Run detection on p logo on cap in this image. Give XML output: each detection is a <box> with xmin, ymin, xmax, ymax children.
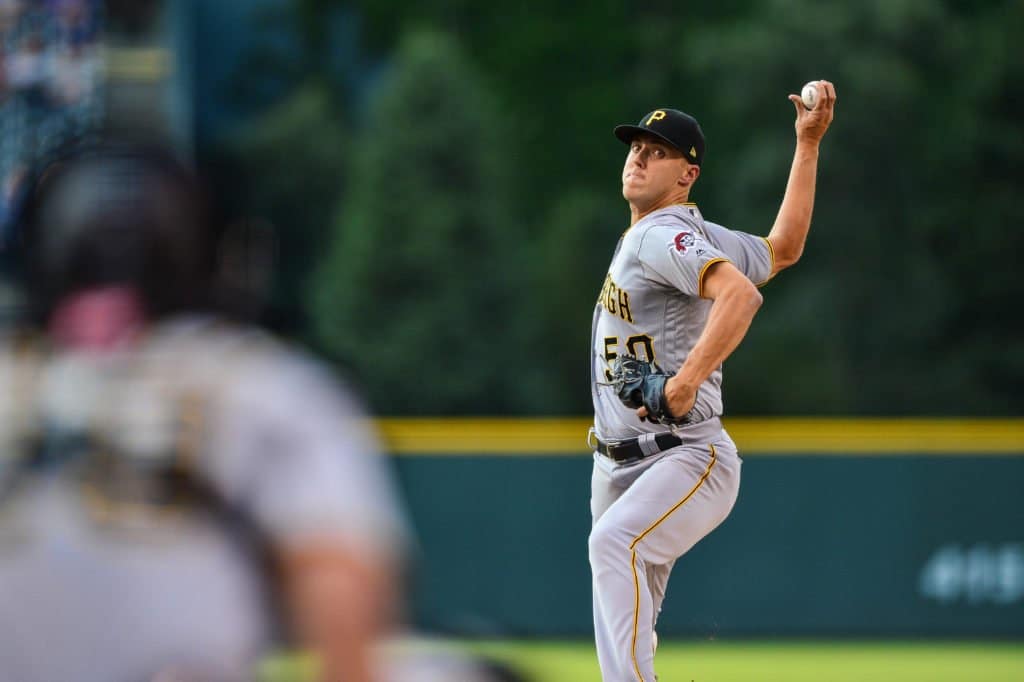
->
<box><xmin>645</xmin><ymin>110</ymin><xmax>667</xmax><ymax>126</ymax></box>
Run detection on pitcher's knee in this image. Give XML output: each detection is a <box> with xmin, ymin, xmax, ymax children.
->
<box><xmin>588</xmin><ymin>520</ymin><xmax>631</xmax><ymax>569</ymax></box>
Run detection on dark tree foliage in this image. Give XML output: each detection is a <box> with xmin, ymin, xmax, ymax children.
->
<box><xmin>309</xmin><ymin>30</ymin><xmax>522</xmax><ymax>414</ymax></box>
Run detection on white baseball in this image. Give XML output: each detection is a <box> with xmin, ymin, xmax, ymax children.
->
<box><xmin>801</xmin><ymin>81</ymin><xmax>819</xmax><ymax>110</ymax></box>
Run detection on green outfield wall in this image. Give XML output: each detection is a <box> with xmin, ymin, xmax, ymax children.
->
<box><xmin>384</xmin><ymin>419</ymin><xmax>1024</xmax><ymax>637</ymax></box>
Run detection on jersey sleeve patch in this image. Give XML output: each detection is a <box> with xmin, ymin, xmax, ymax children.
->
<box><xmin>674</xmin><ymin>231</ymin><xmax>696</xmax><ymax>253</ymax></box>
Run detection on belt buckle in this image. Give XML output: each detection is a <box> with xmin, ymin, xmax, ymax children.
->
<box><xmin>587</xmin><ymin>428</ymin><xmax>623</xmax><ymax>456</ymax></box>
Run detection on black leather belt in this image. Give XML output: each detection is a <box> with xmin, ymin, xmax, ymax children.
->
<box><xmin>590</xmin><ymin>430</ymin><xmax>683</xmax><ymax>463</ymax></box>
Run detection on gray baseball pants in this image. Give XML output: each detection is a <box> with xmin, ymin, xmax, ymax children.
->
<box><xmin>589</xmin><ymin>431</ymin><xmax>741</xmax><ymax>682</ymax></box>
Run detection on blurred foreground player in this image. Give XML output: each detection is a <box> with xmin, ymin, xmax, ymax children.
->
<box><xmin>0</xmin><ymin>141</ymin><xmax>409</xmax><ymax>682</ymax></box>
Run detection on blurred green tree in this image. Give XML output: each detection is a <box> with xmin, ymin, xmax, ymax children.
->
<box><xmin>227</xmin><ymin>82</ymin><xmax>349</xmax><ymax>331</ymax></box>
<box><xmin>309</xmin><ymin>29</ymin><xmax>522</xmax><ymax>414</ymax></box>
<box><xmin>519</xmin><ymin>189</ymin><xmax>625</xmax><ymax>414</ymax></box>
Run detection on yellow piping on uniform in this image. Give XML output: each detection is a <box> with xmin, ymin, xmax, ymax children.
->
<box><xmin>697</xmin><ymin>258</ymin><xmax>730</xmax><ymax>299</ymax></box>
<box><xmin>630</xmin><ymin>446</ymin><xmax>718</xmax><ymax>549</ymax></box>
<box><xmin>758</xmin><ymin>237</ymin><xmax>776</xmax><ymax>287</ymax></box>
<box><xmin>628</xmin><ymin>445</ymin><xmax>718</xmax><ymax>680</ymax></box>
<box><xmin>630</xmin><ymin>550</ymin><xmax>644</xmax><ymax>682</ymax></box>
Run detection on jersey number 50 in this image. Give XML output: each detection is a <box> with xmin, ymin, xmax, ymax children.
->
<box><xmin>603</xmin><ymin>334</ymin><xmax>655</xmax><ymax>382</ymax></box>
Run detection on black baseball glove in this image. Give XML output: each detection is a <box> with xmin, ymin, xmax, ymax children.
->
<box><xmin>608</xmin><ymin>355</ymin><xmax>699</xmax><ymax>426</ymax></box>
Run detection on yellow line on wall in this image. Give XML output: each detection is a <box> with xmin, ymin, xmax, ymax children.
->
<box><xmin>375</xmin><ymin>418</ymin><xmax>1024</xmax><ymax>456</ymax></box>
<box><xmin>102</xmin><ymin>46</ymin><xmax>172</xmax><ymax>81</ymax></box>
<box><xmin>377</xmin><ymin>418</ymin><xmax>589</xmax><ymax>455</ymax></box>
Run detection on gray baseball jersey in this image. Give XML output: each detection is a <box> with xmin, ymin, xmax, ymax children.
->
<box><xmin>588</xmin><ymin>203</ymin><xmax>772</xmax><ymax>682</ymax></box>
<box><xmin>0</xmin><ymin>316</ymin><xmax>409</xmax><ymax>682</ymax></box>
<box><xmin>591</xmin><ymin>203</ymin><xmax>772</xmax><ymax>444</ymax></box>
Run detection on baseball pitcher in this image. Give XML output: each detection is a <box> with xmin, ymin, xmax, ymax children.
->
<box><xmin>589</xmin><ymin>83</ymin><xmax>836</xmax><ymax>681</ymax></box>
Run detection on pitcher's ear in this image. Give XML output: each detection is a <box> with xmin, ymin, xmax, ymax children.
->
<box><xmin>677</xmin><ymin>163</ymin><xmax>700</xmax><ymax>187</ymax></box>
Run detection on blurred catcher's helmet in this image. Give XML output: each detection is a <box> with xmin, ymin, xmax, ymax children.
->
<box><xmin>3</xmin><ymin>140</ymin><xmax>217</xmax><ymax>325</ymax></box>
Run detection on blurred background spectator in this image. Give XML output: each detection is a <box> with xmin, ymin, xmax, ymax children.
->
<box><xmin>1</xmin><ymin>2</ymin><xmax>101</xmax><ymax>332</ymax></box>
<box><xmin>1</xmin><ymin>0</ymin><xmax>101</xmax><ymax>239</ymax></box>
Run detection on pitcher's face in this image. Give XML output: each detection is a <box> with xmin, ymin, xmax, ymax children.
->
<box><xmin>621</xmin><ymin>134</ymin><xmax>695</xmax><ymax>206</ymax></box>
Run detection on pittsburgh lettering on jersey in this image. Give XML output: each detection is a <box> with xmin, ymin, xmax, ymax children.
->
<box><xmin>597</xmin><ymin>274</ymin><xmax>634</xmax><ymax>323</ymax></box>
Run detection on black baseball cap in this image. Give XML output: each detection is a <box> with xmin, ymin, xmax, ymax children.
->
<box><xmin>614</xmin><ymin>109</ymin><xmax>705</xmax><ymax>165</ymax></box>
